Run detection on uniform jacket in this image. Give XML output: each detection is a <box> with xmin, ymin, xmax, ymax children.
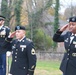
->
<box><xmin>53</xmin><ymin>29</ymin><xmax>76</xmax><ymax>75</ymax></box>
<box><xmin>0</xmin><ymin>25</ymin><xmax>10</xmax><ymax>54</ymax></box>
<box><xmin>5</xmin><ymin>37</ymin><xmax>37</xmax><ymax>75</ymax></box>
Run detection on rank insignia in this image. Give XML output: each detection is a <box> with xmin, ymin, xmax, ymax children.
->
<box><xmin>72</xmin><ymin>18</ymin><xmax>75</xmax><ymax>21</ymax></box>
<box><xmin>20</xmin><ymin>45</ymin><xmax>26</xmax><ymax>48</ymax></box>
<box><xmin>20</xmin><ymin>45</ymin><xmax>26</xmax><ymax>52</ymax></box>
<box><xmin>26</xmin><ymin>38</ymin><xmax>32</xmax><ymax>42</ymax></box>
<box><xmin>16</xmin><ymin>26</ymin><xmax>20</xmax><ymax>30</ymax></box>
<box><xmin>65</xmin><ymin>38</ymin><xmax>69</xmax><ymax>42</ymax></box>
<box><xmin>73</xmin><ymin>41</ymin><xmax>76</xmax><ymax>44</ymax></box>
<box><xmin>31</xmin><ymin>65</ymin><xmax>35</xmax><ymax>69</ymax></box>
<box><xmin>0</xmin><ymin>30</ymin><xmax>6</xmax><ymax>35</ymax></box>
<box><xmin>12</xmin><ymin>45</ymin><xmax>16</xmax><ymax>49</ymax></box>
<box><xmin>31</xmin><ymin>48</ymin><xmax>36</xmax><ymax>55</ymax></box>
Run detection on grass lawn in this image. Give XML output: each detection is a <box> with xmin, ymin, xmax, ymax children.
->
<box><xmin>34</xmin><ymin>60</ymin><xmax>62</xmax><ymax>75</ymax></box>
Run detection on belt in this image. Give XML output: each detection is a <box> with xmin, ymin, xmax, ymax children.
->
<box><xmin>0</xmin><ymin>35</ymin><xmax>5</xmax><ymax>38</ymax></box>
<box><xmin>72</xmin><ymin>53</ymin><xmax>76</xmax><ymax>57</ymax></box>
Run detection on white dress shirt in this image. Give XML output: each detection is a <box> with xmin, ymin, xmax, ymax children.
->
<box><xmin>0</xmin><ymin>25</ymin><xmax>3</xmax><ymax>30</ymax></box>
<box><xmin>70</xmin><ymin>33</ymin><xmax>75</xmax><ymax>43</ymax></box>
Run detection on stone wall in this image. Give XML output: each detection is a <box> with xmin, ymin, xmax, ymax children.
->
<box><xmin>36</xmin><ymin>52</ymin><xmax>64</xmax><ymax>61</ymax></box>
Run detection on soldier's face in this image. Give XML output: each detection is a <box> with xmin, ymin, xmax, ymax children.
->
<box><xmin>15</xmin><ymin>30</ymin><xmax>25</xmax><ymax>40</ymax></box>
<box><xmin>0</xmin><ymin>20</ymin><xmax>4</xmax><ymax>26</ymax></box>
<box><xmin>68</xmin><ymin>22</ymin><xmax>76</xmax><ymax>33</ymax></box>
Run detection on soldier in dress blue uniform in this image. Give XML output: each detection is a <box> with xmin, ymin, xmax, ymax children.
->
<box><xmin>53</xmin><ymin>16</ymin><xmax>76</xmax><ymax>75</ymax></box>
<box><xmin>4</xmin><ymin>25</ymin><xmax>37</xmax><ymax>75</ymax></box>
<box><xmin>0</xmin><ymin>15</ymin><xmax>10</xmax><ymax>75</ymax></box>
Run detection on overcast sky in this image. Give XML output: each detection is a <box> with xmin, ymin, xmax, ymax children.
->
<box><xmin>60</xmin><ymin>0</ymin><xmax>76</xmax><ymax>7</ymax></box>
<box><xmin>59</xmin><ymin>0</ymin><xmax>76</xmax><ymax>14</ymax></box>
<box><xmin>0</xmin><ymin>0</ymin><xmax>1</xmax><ymax>8</ymax></box>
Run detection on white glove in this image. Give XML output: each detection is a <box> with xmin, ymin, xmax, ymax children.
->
<box><xmin>6</xmin><ymin>51</ymin><xmax>12</xmax><ymax>56</ymax></box>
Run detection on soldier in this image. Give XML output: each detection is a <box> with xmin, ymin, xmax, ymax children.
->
<box><xmin>0</xmin><ymin>15</ymin><xmax>10</xmax><ymax>75</ymax></box>
<box><xmin>53</xmin><ymin>16</ymin><xmax>76</xmax><ymax>75</ymax></box>
<box><xmin>4</xmin><ymin>25</ymin><xmax>37</xmax><ymax>75</ymax></box>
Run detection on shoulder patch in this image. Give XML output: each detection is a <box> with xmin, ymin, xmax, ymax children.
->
<box><xmin>31</xmin><ymin>48</ymin><xmax>36</xmax><ymax>55</ymax></box>
<box><xmin>4</xmin><ymin>26</ymin><xmax>10</xmax><ymax>29</ymax></box>
<box><xmin>26</xmin><ymin>38</ymin><xmax>32</xmax><ymax>42</ymax></box>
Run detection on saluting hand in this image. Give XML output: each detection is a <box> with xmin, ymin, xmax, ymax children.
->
<box><xmin>60</xmin><ymin>24</ymin><xmax>69</xmax><ymax>32</ymax></box>
<box><xmin>9</xmin><ymin>32</ymin><xmax>16</xmax><ymax>38</ymax></box>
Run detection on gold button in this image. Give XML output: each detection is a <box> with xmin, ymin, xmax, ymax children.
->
<box><xmin>16</xmin><ymin>49</ymin><xmax>18</xmax><ymax>51</ymax></box>
<box><xmin>15</xmin><ymin>60</ymin><xmax>16</xmax><ymax>62</ymax></box>
<box><xmin>67</xmin><ymin>58</ymin><xmax>69</xmax><ymax>60</ymax></box>
<box><xmin>68</xmin><ymin>54</ymin><xmax>69</xmax><ymax>55</ymax></box>
<box><xmin>23</xmin><ymin>67</ymin><xmax>25</xmax><ymax>69</ymax></box>
<box><xmin>15</xmin><ymin>56</ymin><xmax>17</xmax><ymax>58</ymax></box>
<box><xmin>68</xmin><ymin>49</ymin><xmax>70</xmax><ymax>51</ymax></box>
<box><xmin>15</xmin><ymin>53</ymin><xmax>17</xmax><ymax>54</ymax></box>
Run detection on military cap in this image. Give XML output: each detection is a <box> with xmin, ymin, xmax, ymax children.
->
<box><xmin>15</xmin><ymin>25</ymin><xmax>26</xmax><ymax>31</ymax></box>
<box><xmin>0</xmin><ymin>15</ymin><xmax>6</xmax><ymax>20</ymax></box>
<box><xmin>69</xmin><ymin>16</ymin><xmax>76</xmax><ymax>22</ymax></box>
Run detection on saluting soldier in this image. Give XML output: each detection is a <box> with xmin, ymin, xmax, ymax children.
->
<box><xmin>4</xmin><ymin>25</ymin><xmax>37</xmax><ymax>75</ymax></box>
<box><xmin>53</xmin><ymin>16</ymin><xmax>76</xmax><ymax>75</ymax></box>
<box><xmin>0</xmin><ymin>15</ymin><xmax>10</xmax><ymax>75</ymax></box>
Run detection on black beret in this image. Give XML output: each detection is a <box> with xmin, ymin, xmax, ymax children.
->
<box><xmin>15</xmin><ymin>25</ymin><xmax>26</xmax><ymax>31</ymax></box>
<box><xmin>0</xmin><ymin>15</ymin><xmax>6</xmax><ymax>20</ymax></box>
<box><xmin>69</xmin><ymin>16</ymin><xmax>76</xmax><ymax>22</ymax></box>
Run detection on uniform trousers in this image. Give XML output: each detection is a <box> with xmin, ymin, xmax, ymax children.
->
<box><xmin>0</xmin><ymin>54</ymin><xmax>6</xmax><ymax>75</ymax></box>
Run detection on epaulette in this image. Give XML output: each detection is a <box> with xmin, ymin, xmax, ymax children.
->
<box><xmin>26</xmin><ymin>38</ymin><xmax>32</xmax><ymax>42</ymax></box>
<box><xmin>4</xmin><ymin>26</ymin><xmax>10</xmax><ymax>29</ymax></box>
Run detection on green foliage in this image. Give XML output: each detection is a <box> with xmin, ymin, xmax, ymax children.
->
<box><xmin>33</xmin><ymin>29</ymin><xmax>53</xmax><ymax>50</ymax></box>
<box><xmin>28</xmin><ymin>0</ymin><xmax>53</xmax><ymax>40</ymax></box>
<box><xmin>1</xmin><ymin>0</ymin><xmax>7</xmax><ymax>17</ymax></box>
<box><xmin>26</xmin><ymin>28</ymin><xmax>53</xmax><ymax>50</ymax></box>
<box><xmin>53</xmin><ymin>0</ymin><xmax>60</xmax><ymax>48</ymax></box>
<box><xmin>48</xmin><ymin>7</ymin><xmax>55</xmax><ymax>16</ymax></box>
<box><xmin>1</xmin><ymin>0</ymin><xmax>8</xmax><ymax>26</ymax></box>
<box><xmin>53</xmin><ymin>0</ymin><xmax>59</xmax><ymax>32</ymax></box>
<box><xmin>45</xmin><ymin>35</ymin><xmax>53</xmax><ymax>49</ymax></box>
<box><xmin>45</xmin><ymin>22</ymin><xmax>53</xmax><ymax>26</ymax></box>
<box><xmin>14</xmin><ymin>0</ymin><xmax>23</xmax><ymax>26</ymax></box>
<box><xmin>1</xmin><ymin>0</ymin><xmax>23</xmax><ymax>26</ymax></box>
<box><xmin>27</xmin><ymin>0</ymin><xmax>53</xmax><ymax>50</ymax></box>
<box><xmin>52</xmin><ymin>42</ymin><xmax>58</xmax><ymax>49</ymax></box>
<box><xmin>44</xmin><ymin>0</ymin><xmax>53</xmax><ymax>10</ymax></box>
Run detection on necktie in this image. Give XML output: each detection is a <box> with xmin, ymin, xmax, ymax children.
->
<box><xmin>70</xmin><ymin>34</ymin><xmax>74</xmax><ymax>43</ymax></box>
